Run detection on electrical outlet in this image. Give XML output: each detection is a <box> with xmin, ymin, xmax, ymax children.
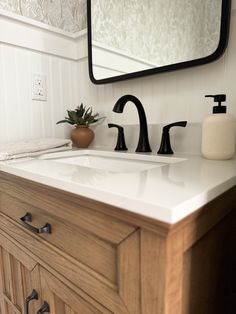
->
<box><xmin>32</xmin><ymin>74</ymin><xmax>47</xmax><ymax>101</ymax></box>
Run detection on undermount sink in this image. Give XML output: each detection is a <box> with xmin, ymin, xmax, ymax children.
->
<box><xmin>39</xmin><ymin>150</ymin><xmax>186</xmax><ymax>173</ymax></box>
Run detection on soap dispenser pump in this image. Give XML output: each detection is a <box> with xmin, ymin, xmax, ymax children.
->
<box><xmin>201</xmin><ymin>94</ymin><xmax>236</xmax><ymax>160</ymax></box>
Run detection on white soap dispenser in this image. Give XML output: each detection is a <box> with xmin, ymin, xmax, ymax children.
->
<box><xmin>201</xmin><ymin>94</ymin><xmax>236</xmax><ymax>160</ymax></box>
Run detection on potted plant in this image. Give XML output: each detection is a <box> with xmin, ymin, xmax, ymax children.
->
<box><xmin>57</xmin><ymin>103</ymin><xmax>104</xmax><ymax>148</ymax></box>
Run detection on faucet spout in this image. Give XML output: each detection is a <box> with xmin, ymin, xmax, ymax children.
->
<box><xmin>113</xmin><ymin>95</ymin><xmax>152</xmax><ymax>153</ymax></box>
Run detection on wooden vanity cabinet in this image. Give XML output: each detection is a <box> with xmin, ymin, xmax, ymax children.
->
<box><xmin>0</xmin><ymin>171</ymin><xmax>235</xmax><ymax>314</ymax></box>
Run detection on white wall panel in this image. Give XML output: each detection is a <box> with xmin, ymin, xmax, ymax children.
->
<box><xmin>0</xmin><ymin>43</ymin><xmax>77</xmax><ymax>145</ymax></box>
<box><xmin>233</xmin><ymin>0</ymin><xmax>236</xmax><ymax>10</ymax></box>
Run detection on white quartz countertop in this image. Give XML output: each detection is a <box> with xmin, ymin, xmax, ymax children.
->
<box><xmin>0</xmin><ymin>149</ymin><xmax>235</xmax><ymax>224</ymax></box>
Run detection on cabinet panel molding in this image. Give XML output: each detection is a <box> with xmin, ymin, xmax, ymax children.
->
<box><xmin>118</xmin><ymin>230</ymin><xmax>141</xmax><ymax>314</ymax></box>
<box><xmin>0</xmin><ymin>235</ymin><xmax>41</xmax><ymax>314</ymax></box>
<box><xmin>40</xmin><ymin>267</ymin><xmax>111</xmax><ymax>314</ymax></box>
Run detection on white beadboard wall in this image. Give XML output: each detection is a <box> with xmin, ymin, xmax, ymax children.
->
<box><xmin>0</xmin><ymin>43</ymin><xmax>79</xmax><ymax>144</ymax></box>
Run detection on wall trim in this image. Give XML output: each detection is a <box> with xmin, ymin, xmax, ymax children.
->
<box><xmin>0</xmin><ymin>9</ymin><xmax>87</xmax><ymax>60</ymax></box>
<box><xmin>0</xmin><ymin>9</ymin><xmax>83</xmax><ymax>38</ymax></box>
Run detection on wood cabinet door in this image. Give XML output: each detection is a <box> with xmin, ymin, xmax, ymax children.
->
<box><xmin>39</xmin><ymin>267</ymin><xmax>111</xmax><ymax>314</ymax></box>
<box><xmin>0</xmin><ymin>233</ymin><xmax>41</xmax><ymax>314</ymax></box>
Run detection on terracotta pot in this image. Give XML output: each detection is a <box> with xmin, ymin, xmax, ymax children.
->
<box><xmin>71</xmin><ymin>126</ymin><xmax>94</xmax><ymax>148</ymax></box>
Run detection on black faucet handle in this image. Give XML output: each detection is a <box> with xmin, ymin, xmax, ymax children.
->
<box><xmin>158</xmin><ymin>121</ymin><xmax>187</xmax><ymax>155</ymax></box>
<box><xmin>163</xmin><ymin>121</ymin><xmax>187</xmax><ymax>132</ymax></box>
<box><xmin>108</xmin><ymin>123</ymin><xmax>123</xmax><ymax>131</ymax></box>
<box><xmin>108</xmin><ymin>123</ymin><xmax>128</xmax><ymax>151</ymax></box>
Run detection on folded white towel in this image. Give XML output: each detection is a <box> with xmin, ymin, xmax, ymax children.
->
<box><xmin>0</xmin><ymin>138</ymin><xmax>72</xmax><ymax>161</ymax></box>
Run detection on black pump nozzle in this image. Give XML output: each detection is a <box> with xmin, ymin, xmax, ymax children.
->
<box><xmin>205</xmin><ymin>94</ymin><xmax>227</xmax><ymax>114</ymax></box>
<box><xmin>205</xmin><ymin>94</ymin><xmax>226</xmax><ymax>104</ymax></box>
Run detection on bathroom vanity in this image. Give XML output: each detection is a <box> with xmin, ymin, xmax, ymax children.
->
<box><xmin>0</xmin><ymin>151</ymin><xmax>235</xmax><ymax>314</ymax></box>
<box><xmin>0</xmin><ymin>0</ymin><xmax>234</xmax><ymax>312</ymax></box>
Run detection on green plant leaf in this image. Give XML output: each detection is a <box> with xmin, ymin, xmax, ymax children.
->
<box><xmin>56</xmin><ymin>119</ymin><xmax>75</xmax><ymax>125</ymax></box>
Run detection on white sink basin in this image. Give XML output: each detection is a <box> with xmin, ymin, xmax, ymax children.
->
<box><xmin>39</xmin><ymin>150</ymin><xmax>185</xmax><ymax>173</ymax></box>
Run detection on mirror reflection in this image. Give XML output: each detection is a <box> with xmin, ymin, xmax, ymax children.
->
<box><xmin>88</xmin><ymin>0</ymin><xmax>226</xmax><ymax>83</ymax></box>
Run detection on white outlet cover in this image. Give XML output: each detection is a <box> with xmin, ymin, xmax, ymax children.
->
<box><xmin>32</xmin><ymin>74</ymin><xmax>47</xmax><ymax>101</ymax></box>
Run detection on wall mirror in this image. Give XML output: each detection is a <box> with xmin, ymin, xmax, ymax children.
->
<box><xmin>87</xmin><ymin>0</ymin><xmax>231</xmax><ymax>84</ymax></box>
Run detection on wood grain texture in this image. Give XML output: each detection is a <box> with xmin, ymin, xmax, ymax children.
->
<box><xmin>0</xmin><ymin>234</ymin><xmax>41</xmax><ymax>314</ymax></box>
<box><xmin>0</xmin><ymin>231</ymin><xmax>37</xmax><ymax>272</ymax></box>
<box><xmin>40</xmin><ymin>267</ymin><xmax>111</xmax><ymax>314</ymax></box>
<box><xmin>0</xmin><ymin>247</ymin><xmax>6</xmax><ymax>314</ymax></box>
<box><xmin>164</xmin><ymin>230</ymin><xmax>184</xmax><ymax>314</ymax></box>
<box><xmin>118</xmin><ymin>230</ymin><xmax>141</xmax><ymax>314</ymax></box>
<box><xmin>140</xmin><ymin>229</ymin><xmax>166</xmax><ymax>314</ymax></box>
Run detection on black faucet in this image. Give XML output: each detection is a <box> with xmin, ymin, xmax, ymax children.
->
<box><xmin>108</xmin><ymin>123</ymin><xmax>128</xmax><ymax>151</ymax></box>
<box><xmin>157</xmin><ymin>121</ymin><xmax>187</xmax><ymax>154</ymax></box>
<box><xmin>113</xmin><ymin>95</ymin><xmax>152</xmax><ymax>153</ymax></box>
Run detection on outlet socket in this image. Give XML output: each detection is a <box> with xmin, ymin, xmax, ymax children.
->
<box><xmin>32</xmin><ymin>74</ymin><xmax>47</xmax><ymax>101</ymax></box>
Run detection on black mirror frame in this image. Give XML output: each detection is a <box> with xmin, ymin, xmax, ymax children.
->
<box><xmin>87</xmin><ymin>0</ymin><xmax>231</xmax><ymax>85</ymax></box>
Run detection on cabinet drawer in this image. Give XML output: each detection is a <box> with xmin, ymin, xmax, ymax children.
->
<box><xmin>0</xmin><ymin>175</ymin><xmax>136</xmax><ymax>246</ymax></box>
<box><xmin>0</xmin><ymin>192</ymin><xmax>131</xmax><ymax>285</ymax></box>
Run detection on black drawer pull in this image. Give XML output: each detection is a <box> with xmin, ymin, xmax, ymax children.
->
<box><xmin>37</xmin><ymin>301</ymin><xmax>50</xmax><ymax>314</ymax></box>
<box><xmin>25</xmin><ymin>289</ymin><xmax>38</xmax><ymax>314</ymax></box>
<box><xmin>20</xmin><ymin>213</ymin><xmax>52</xmax><ymax>234</ymax></box>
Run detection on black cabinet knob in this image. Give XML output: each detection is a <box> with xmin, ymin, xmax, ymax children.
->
<box><xmin>25</xmin><ymin>289</ymin><xmax>38</xmax><ymax>314</ymax></box>
<box><xmin>37</xmin><ymin>301</ymin><xmax>50</xmax><ymax>314</ymax></box>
